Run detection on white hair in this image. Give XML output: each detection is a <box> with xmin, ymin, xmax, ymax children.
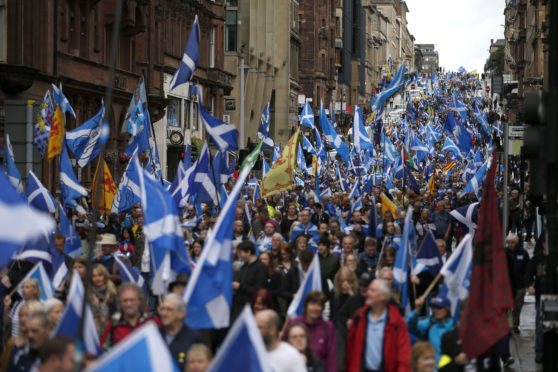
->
<box><xmin>44</xmin><ymin>298</ymin><xmax>64</xmax><ymax>312</ymax></box>
<box><xmin>373</xmin><ymin>279</ymin><xmax>392</xmax><ymax>301</ymax></box>
<box><xmin>164</xmin><ymin>293</ymin><xmax>186</xmax><ymax>313</ymax></box>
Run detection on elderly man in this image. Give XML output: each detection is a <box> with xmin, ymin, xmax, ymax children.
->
<box><xmin>346</xmin><ymin>279</ymin><xmax>411</xmax><ymax>372</ymax></box>
<box><xmin>93</xmin><ymin>233</ymin><xmax>120</xmax><ymax>283</ymax></box>
<box><xmin>8</xmin><ymin>310</ymin><xmax>53</xmax><ymax>371</ymax></box>
<box><xmin>159</xmin><ymin>293</ymin><xmax>203</xmax><ymax>370</ymax></box>
<box><xmin>505</xmin><ymin>233</ymin><xmax>530</xmax><ymax>333</ymax></box>
<box><xmin>255</xmin><ymin>309</ymin><xmax>306</xmax><ymax>372</ymax></box>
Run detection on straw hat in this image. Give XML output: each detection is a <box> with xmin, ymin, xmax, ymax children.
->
<box><xmin>97</xmin><ymin>233</ymin><xmax>118</xmax><ymax>246</ymax></box>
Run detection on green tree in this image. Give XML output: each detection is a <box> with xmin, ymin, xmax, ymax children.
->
<box><xmin>484</xmin><ymin>46</ymin><xmax>505</xmax><ymax>74</ymax></box>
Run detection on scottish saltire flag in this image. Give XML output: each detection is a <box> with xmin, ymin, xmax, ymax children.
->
<box><xmin>137</xmin><ymin>158</ymin><xmax>191</xmax><ymax>295</ymax></box>
<box><xmin>474</xmin><ymin>149</ymin><xmax>484</xmax><ymax>168</ymax></box>
<box><xmin>0</xmin><ymin>167</ymin><xmax>55</xmax><ymax>267</ymax></box>
<box><xmin>122</xmin><ymin>76</ymin><xmax>148</xmax><ymax>136</ymax></box>
<box><xmin>52</xmin><ymin>84</ymin><xmax>77</xmax><ymax>118</ymax></box>
<box><xmin>287</xmin><ymin>253</ymin><xmax>322</xmax><ymax>317</ymax></box>
<box><xmin>319</xmin><ymin>102</ymin><xmax>350</xmax><ymax>165</ymax></box>
<box><xmin>412</xmin><ymin>231</ymin><xmax>442</xmax><ymax>276</ymax></box>
<box><xmin>450</xmin><ymin>92</ymin><xmax>469</xmax><ymax>121</ymax></box>
<box><xmin>59</xmin><ymin>141</ymin><xmax>87</xmax><ymax>208</ymax></box>
<box><xmin>115</xmin><ymin>254</ymin><xmax>145</xmax><ymax>288</ymax></box>
<box><xmin>58</xmin><ymin>206</ymin><xmax>82</xmax><ymax>258</ymax></box>
<box><xmin>441</xmin><ymin>137</ymin><xmax>463</xmax><ymax>159</ymax></box>
<box><xmin>25</xmin><ymin>171</ymin><xmax>57</xmax><ymax>214</ymax></box>
<box><xmin>300</xmin><ymin>102</ymin><xmax>315</xmax><ymax>129</ymax></box>
<box><xmin>459</xmin><ymin>161</ymin><xmax>489</xmax><ymax>199</ymax></box>
<box><xmin>290</xmin><ymin>222</ymin><xmax>320</xmax><ymax>243</ymax></box>
<box><xmin>169</xmin><ymin>15</ymin><xmax>200</xmax><ymax>91</ymax></box>
<box><xmin>5</xmin><ymin>134</ymin><xmax>22</xmax><ymax>192</ymax></box>
<box><xmin>208</xmin><ymin>306</ymin><xmax>272</xmax><ymax>372</ymax></box>
<box><xmin>199</xmin><ymin>98</ymin><xmax>238</xmax><ymax>152</ymax></box>
<box><xmin>462</xmin><ymin>160</ymin><xmax>476</xmax><ymax>183</ymax></box>
<box><xmin>439</xmin><ymin>233</ymin><xmax>473</xmax><ymax>321</ymax></box>
<box><xmin>353</xmin><ymin>106</ymin><xmax>373</xmax><ymax>153</ymax></box>
<box><xmin>262</xmin><ymin>157</ymin><xmax>270</xmax><ymax>177</ymax></box>
<box><xmin>112</xmin><ymin>150</ymin><xmax>142</xmax><ymax>213</ymax></box>
<box><xmin>302</xmin><ymin>135</ymin><xmax>317</xmax><ymax>155</ymax></box>
<box><xmin>272</xmin><ymin>145</ymin><xmax>281</xmax><ymax>164</ymax></box>
<box><xmin>189</xmin><ymin>144</ymin><xmax>218</xmax><ymax>205</ymax></box>
<box><xmin>314</xmin><ymin>127</ymin><xmax>327</xmax><ymax>164</ymax></box>
<box><xmin>393</xmin><ymin>206</ymin><xmax>414</xmax><ymax>312</ymax></box>
<box><xmin>257</xmin><ymin>103</ymin><xmax>274</xmax><ymax>148</ymax></box>
<box><xmin>444</xmin><ymin>113</ymin><xmax>472</xmax><ymax>154</ymax></box>
<box><xmin>411</xmin><ymin>135</ymin><xmax>429</xmax><ymax>163</ymax></box>
<box><xmin>145</xmin><ymin>133</ymin><xmax>163</xmax><ymax>181</ymax></box>
<box><xmin>450</xmin><ymin>202</ymin><xmax>479</xmax><ymax>235</ymax></box>
<box><xmin>351</xmin><ymin>196</ymin><xmax>363</xmax><ymax>213</ymax></box>
<box><xmin>380</xmin><ymin>131</ymin><xmax>398</xmax><ymax>163</ymax></box>
<box><xmin>296</xmin><ymin>142</ymin><xmax>307</xmax><ymax>174</ymax></box>
<box><xmin>65</xmin><ymin>103</ymin><xmax>106</xmax><ymax>167</ymax></box>
<box><xmin>425</xmin><ymin>123</ymin><xmax>442</xmax><ymax>143</ymax></box>
<box><xmin>17</xmin><ymin>262</ymin><xmax>54</xmax><ymax>302</ymax></box>
<box><xmin>336</xmin><ymin>166</ymin><xmax>351</xmax><ymax>192</ymax></box>
<box><xmin>183</xmin><ymin>165</ymin><xmax>251</xmax><ymax>329</ymax></box>
<box><xmin>370</xmin><ymin>63</ymin><xmax>406</xmax><ymax>113</ymax></box>
<box><xmin>54</xmin><ymin>272</ymin><xmax>100</xmax><ymax>355</ymax></box>
<box><xmin>349</xmin><ymin>180</ymin><xmax>360</xmax><ymax>199</ymax></box>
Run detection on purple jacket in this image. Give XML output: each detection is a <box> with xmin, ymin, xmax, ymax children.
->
<box><xmin>285</xmin><ymin>316</ymin><xmax>337</xmax><ymax>372</ymax></box>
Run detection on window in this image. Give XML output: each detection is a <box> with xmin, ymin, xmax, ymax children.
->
<box><xmin>167</xmin><ymin>98</ymin><xmax>180</xmax><ymax>127</ymax></box>
<box><xmin>183</xmin><ymin>99</ymin><xmax>191</xmax><ymax>129</ymax></box>
<box><xmin>209</xmin><ymin>26</ymin><xmax>216</xmax><ymax>68</ymax></box>
<box><xmin>225</xmin><ymin>9</ymin><xmax>237</xmax><ymax>52</ymax></box>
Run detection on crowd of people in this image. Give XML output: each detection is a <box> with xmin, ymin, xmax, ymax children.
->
<box><xmin>0</xmin><ymin>69</ymin><xmax>547</xmax><ymax>372</ymax></box>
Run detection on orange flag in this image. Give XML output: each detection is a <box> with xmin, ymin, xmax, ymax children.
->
<box><xmin>47</xmin><ymin>105</ymin><xmax>64</xmax><ymax>160</ymax></box>
<box><xmin>92</xmin><ymin>158</ymin><xmax>116</xmax><ymax>216</ymax></box>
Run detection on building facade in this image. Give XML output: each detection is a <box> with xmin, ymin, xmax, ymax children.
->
<box><xmin>414</xmin><ymin>44</ymin><xmax>439</xmax><ymax>74</ymax></box>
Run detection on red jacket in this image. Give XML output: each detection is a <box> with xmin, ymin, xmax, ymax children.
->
<box><xmin>346</xmin><ymin>304</ymin><xmax>411</xmax><ymax>372</ymax></box>
<box><xmin>101</xmin><ymin>315</ymin><xmax>160</xmax><ymax>349</ymax></box>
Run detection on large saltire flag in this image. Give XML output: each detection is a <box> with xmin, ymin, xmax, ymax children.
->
<box><xmin>261</xmin><ymin>128</ymin><xmax>300</xmax><ymax>197</ymax></box>
<box><xmin>92</xmin><ymin>158</ymin><xmax>117</xmax><ymax>216</ymax></box>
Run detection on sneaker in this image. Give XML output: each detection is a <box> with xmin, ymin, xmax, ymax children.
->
<box><xmin>503</xmin><ymin>356</ymin><xmax>515</xmax><ymax>367</ymax></box>
<box><xmin>535</xmin><ymin>354</ymin><xmax>543</xmax><ymax>363</ymax></box>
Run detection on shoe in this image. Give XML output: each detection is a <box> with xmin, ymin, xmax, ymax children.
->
<box><xmin>535</xmin><ymin>354</ymin><xmax>543</xmax><ymax>363</ymax></box>
<box><xmin>503</xmin><ymin>356</ymin><xmax>515</xmax><ymax>367</ymax></box>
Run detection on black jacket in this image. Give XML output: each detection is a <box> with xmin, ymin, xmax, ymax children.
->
<box><xmin>160</xmin><ymin>325</ymin><xmax>203</xmax><ymax>370</ymax></box>
<box><xmin>233</xmin><ymin>258</ymin><xmax>268</xmax><ymax>317</ymax></box>
<box><xmin>505</xmin><ymin>247</ymin><xmax>530</xmax><ymax>293</ymax></box>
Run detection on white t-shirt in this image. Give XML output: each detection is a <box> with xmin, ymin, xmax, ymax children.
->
<box><xmin>268</xmin><ymin>342</ymin><xmax>307</xmax><ymax>372</ymax></box>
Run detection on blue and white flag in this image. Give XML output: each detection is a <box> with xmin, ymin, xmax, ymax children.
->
<box><xmin>59</xmin><ymin>141</ymin><xmax>87</xmax><ymax>208</ymax></box>
<box><xmin>189</xmin><ymin>144</ymin><xmax>218</xmax><ymax>205</ymax></box>
<box><xmin>319</xmin><ymin>102</ymin><xmax>350</xmax><ymax>165</ymax></box>
<box><xmin>314</xmin><ymin>127</ymin><xmax>327</xmax><ymax>164</ymax></box>
<box><xmin>112</xmin><ymin>149</ymin><xmax>142</xmax><ymax>213</ymax></box>
<box><xmin>450</xmin><ymin>202</ymin><xmax>479</xmax><ymax>235</ymax></box>
<box><xmin>444</xmin><ymin>113</ymin><xmax>472</xmax><ymax>154</ymax></box>
<box><xmin>450</xmin><ymin>92</ymin><xmax>469</xmax><ymax>121</ymax></box>
<box><xmin>393</xmin><ymin>206</ymin><xmax>414</xmax><ymax>312</ymax></box>
<box><xmin>169</xmin><ymin>15</ymin><xmax>200</xmax><ymax>91</ymax></box>
<box><xmin>300</xmin><ymin>102</ymin><xmax>315</xmax><ymax>129</ymax></box>
<box><xmin>199</xmin><ymin>94</ymin><xmax>239</xmax><ymax>152</ymax></box>
<box><xmin>137</xmin><ymin>158</ymin><xmax>191</xmax><ymax>295</ymax></box>
<box><xmin>5</xmin><ymin>134</ymin><xmax>22</xmax><ymax>192</ymax></box>
<box><xmin>459</xmin><ymin>160</ymin><xmax>489</xmax><ymax>199</ymax></box>
<box><xmin>462</xmin><ymin>160</ymin><xmax>477</xmax><ymax>183</ymax></box>
<box><xmin>183</xmin><ymin>165</ymin><xmax>251</xmax><ymax>329</ymax></box>
<box><xmin>474</xmin><ymin>148</ymin><xmax>484</xmax><ymax>168</ymax></box>
<box><xmin>441</xmin><ymin>137</ymin><xmax>463</xmax><ymax>159</ymax></box>
<box><xmin>348</xmin><ymin>180</ymin><xmax>360</xmax><ymax>199</ymax></box>
<box><xmin>302</xmin><ymin>135</ymin><xmax>317</xmax><ymax>156</ymax></box>
<box><xmin>296</xmin><ymin>142</ymin><xmax>308</xmax><ymax>174</ymax></box>
<box><xmin>351</xmin><ymin>196</ymin><xmax>363</xmax><ymax>214</ymax></box>
<box><xmin>272</xmin><ymin>145</ymin><xmax>281</xmax><ymax>164</ymax></box>
<box><xmin>0</xmin><ymin>167</ymin><xmax>55</xmax><ymax>267</ymax></box>
<box><xmin>208</xmin><ymin>306</ymin><xmax>272</xmax><ymax>372</ymax></box>
<box><xmin>370</xmin><ymin>64</ymin><xmax>406</xmax><ymax>114</ymax></box>
<box><xmin>380</xmin><ymin>131</ymin><xmax>398</xmax><ymax>164</ymax></box>
<box><xmin>58</xmin><ymin>206</ymin><xmax>82</xmax><ymax>258</ymax></box>
<box><xmin>290</xmin><ymin>222</ymin><xmax>320</xmax><ymax>243</ymax></box>
<box><xmin>352</xmin><ymin>106</ymin><xmax>373</xmax><ymax>153</ymax></box>
<box><xmin>287</xmin><ymin>253</ymin><xmax>322</xmax><ymax>317</ymax></box>
<box><xmin>123</xmin><ymin>77</ymin><xmax>148</xmax><ymax>137</ymax></box>
<box><xmin>25</xmin><ymin>170</ymin><xmax>57</xmax><ymax>214</ymax></box>
<box><xmin>411</xmin><ymin>135</ymin><xmax>429</xmax><ymax>163</ymax></box>
<box><xmin>18</xmin><ymin>262</ymin><xmax>54</xmax><ymax>302</ymax></box>
<box><xmin>336</xmin><ymin>166</ymin><xmax>351</xmax><ymax>193</ymax></box>
<box><xmin>65</xmin><ymin>103</ymin><xmax>106</xmax><ymax>167</ymax></box>
<box><xmin>412</xmin><ymin>231</ymin><xmax>442</xmax><ymax>276</ymax></box>
<box><xmin>438</xmin><ymin>233</ymin><xmax>473</xmax><ymax>321</ymax></box>
<box><xmin>257</xmin><ymin>103</ymin><xmax>274</xmax><ymax>148</ymax></box>
<box><xmin>115</xmin><ymin>254</ymin><xmax>145</xmax><ymax>288</ymax></box>
<box><xmin>52</xmin><ymin>84</ymin><xmax>77</xmax><ymax>118</ymax></box>
<box><xmin>262</xmin><ymin>157</ymin><xmax>270</xmax><ymax>178</ymax></box>
<box><xmin>54</xmin><ymin>271</ymin><xmax>100</xmax><ymax>355</ymax></box>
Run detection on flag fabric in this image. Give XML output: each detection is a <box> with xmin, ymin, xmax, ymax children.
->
<box><xmin>393</xmin><ymin>206</ymin><xmax>414</xmax><ymax>312</ymax></box>
<box><xmin>53</xmin><ymin>271</ymin><xmax>100</xmax><ymax>356</ymax></box>
<box><xmin>115</xmin><ymin>254</ymin><xmax>145</xmax><ymax>288</ymax></box>
<box><xmin>445</xmin><ymin>113</ymin><xmax>472</xmax><ymax>154</ymax></box>
<box><xmin>122</xmin><ymin>76</ymin><xmax>148</xmax><ymax>136</ymax></box>
<box><xmin>240</xmin><ymin>141</ymin><xmax>264</xmax><ymax>173</ymax></box>
<box><xmin>290</xmin><ymin>222</ymin><xmax>320</xmax><ymax>243</ymax></box>
<box><xmin>411</xmin><ymin>135</ymin><xmax>429</xmax><ymax>163</ymax></box>
<box><xmin>58</xmin><ymin>206</ymin><xmax>82</xmax><ymax>258</ymax></box>
<box><xmin>199</xmin><ymin>94</ymin><xmax>239</xmax><ymax>152</ymax></box>
<box><xmin>380</xmin><ymin>193</ymin><xmax>398</xmax><ymax>220</ymax></box>
<box><xmin>169</xmin><ymin>15</ymin><xmax>200</xmax><ymax>91</ymax></box>
<box><xmin>370</xmin><ymin>64</ymin><xmax>406</xmax><ymax>114</ymax></box>
<box><xmin>412</xmin><ymin>231</ymin><xmax>442</xmax><ymax>276</ymax></box>
<box><xmin>442</xmin><ymin>161</ymin><xmax>457</xmax><ymax>177</ymax></box>
<box><xmin>34</xmin><ymin>91</ymin><xmax>54</xmax><ymax>157</ymax></box>
<box><xmin>272</xmin><ymin>145</ymin><xmax>281</xmax><ymax>164</ymax></box>
<box><xmin>352</xmin><ymin>106</ymin><xmax>373</xmax><ymax>153</ymax></box>
<box><xmin>439</xmin><ymin>233</ymin><xmax>473</xmax><ymax>321</ymax></box>
<box><xmin>65</xmin><ymin>103</ymin><xmax>106</xmax><ymax>167</ymax></box>
<box><xmin>112</xmin><ymin>149</ymin><xmax>142</xmax><ymax>213</ymax></box>
<box><xmin>5</xmin><ymin>134</ymin><xmax>22</xmax><ymax>192</ymax></box>
<box><xmin>59</xmin><ymin>141</ymin><xmax>87</xmax><ymax>208</ymax></box>
<box><xmin>441</xmin><ymin>137</ymin><xmax>463</xmax><ymax>159</ymax></box>
<box><xmin>188</xmin><ymin>144</ymin><xmax>218</xmax><ymax>205</ymax></box>
<box><xmin>92</xmin><ymin>159</ymin><xmax>117</xmax><ymax>216</ymax></box>
<box><xmin>0</xmin><ymin>167</ymin><xmax>55</xmax><ymax>267</ymax></box>
<box><xmin>299</xmin><ymin>102</ymin><xmax>315</xmax><ymax>129</ymax></box>
<box><xmin>137</xmin><ymin>158</ymin><xmax>191</xmax><ymax>295</ymax></box>
<box><xmin>459</xmin><ymin>161</ymin><xmax>489</xmax><ymax>199</ymax></box>
<box><xmin>302</xmin><ymin>135</ymin><xmax>317</xmax><ymax>156</ymax></box>
<box><xmin>208</xmin><ymin>306</ymin><xmax>272</xmax><ymax>372</ymax></box>
<box><xmin>183</xmin><ymin>165</ymin><xmax>251</xmax><ymax>329</ymax></box>
<box><xmin>257</xmin><ymin>103</ymin><xmax>274</xmax><ymax>148</ymax></box>
<box><xmin>287</xmin><ymin>253</ymin><xmax>322</xmax><ymax>317</ymax></box>
<box><xmin>261</xmin><ymin>128</ymin><xmax>300</xmax><ymax>198</ymax></box>
<box><xmin>17</xmin><ymin>262</ymin><xmax>54</xmax><ymax>302</ymax></box>
<box><xmin>51</xmin><ymin>84</ymin><xmax>76</xmax><ymax>118</ymax></box>
<box><xmin>47</xmin><ymin>87</ymin><xmax>69</xmax><ymax>160</ymax></box>
<box><xmin>25</xmin><ymin>170</ymin><xmax>57</xmax><ymax>214</ymax></box>
<box><xmin>459</xmin><ymin>152</ymin><xmax>513</xmax><ymax>359</ymax></box>
<box><xmin>450</xmin><ymin>202</ymin><xmax>479</xmax><ymax>235</ymax></box>
<box><xmin>319</xmin><ymin>103</ymin><xmax>350</xmax><ymax>165</ymax></box>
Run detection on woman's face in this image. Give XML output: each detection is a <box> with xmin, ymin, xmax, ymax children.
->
<box><xmin>288</xmin><ymin>326</ymin><xmax>308</xmax><ymax>353</ymax></box>
<box><xmin>49</xmin><ymin>303</ymin><xmax>64</xmax><ymax>325</ymax></box>
<box><xmin>281</xmin><ymin>250</ymin><xmax>292</xmax><ymax>262</ymax></box>
<box><xmin>192</xmin><ymin>243</ymin><xmax>202</xmax><ymax>257</ymax></box>
<box><xmin>91</xmin><ymin>269</ymin><xmax>106</xmax><ymax>288</ymax></box>
<box><xmin>22</xmin><ymin>282</ymin><xmax>38</xmax><ymax>300</ymax></box>
<box><xmin>386</xmin><ymin>252</ymin><xmax>395</xmax><ymax>266</ymax></box>
<box><xmin>253</xmin><ymin>296</ymin><xmax>267</xmax><ymax>313</ymax></box>
<box><xmin>296</xmin><ymin>238</ymin><xmax>307</xmax><ymax>251</ymax></box>
<box><xmin>305</xmin><ymin>301</ymin><xmax>323</xmax><ymax>322</ymax></box>
<box><xmin>346</xmin><ymin>255</ymin><xmax>357</xmax><ymax>271</ymax></box>
<box><xmin>74</xmin><ymin>262</ymin><xmax>87</xmax><ymax>278</ymax></box>
<box><xmin>123</xmin><ymin>229</ymin><xmax>130</xmax><ymax>239</ymax></box>
<box><xmin>416</xmin><ymin>351</ymin><xmax>436</xmax><ymax>372</ymax></box>
<box><xmin>186</xmin><ymin>351</ymin><xmax>211</xmax><ymax>372</ymax></box>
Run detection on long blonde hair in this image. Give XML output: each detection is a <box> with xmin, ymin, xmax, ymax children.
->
<box><xmin>91</xmin><ymin>264</ymin><xmax>117</xmax><ymax>297</ymax></box>
<box><xmin>333</xmin><ymin>266</ymin><xmax>358</xmax><ymax>296</ymax></box>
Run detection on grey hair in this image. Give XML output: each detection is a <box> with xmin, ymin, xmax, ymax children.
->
<box><xmin>379</xmin><ymin>267</ymin><xmax>393</xmax><ymax>278</ymax></box>
<box><xmin>164</xmin><ymin>293</ymin><xmax>186</xmax><ymax>313</ymax></box>
<box><xmin>373</xmin><ymin>279</ymin><xmax>392</xmax><ymax>301</ymax></box>
<box><xmin>44</xmin><ymin>298</ymin><xmax>64</xmax><ymax>312</ymax></box>
<box><xmin>271</xmin><ymin>232</ymin><xmax>283</xmax><ymax>241</ymax></box>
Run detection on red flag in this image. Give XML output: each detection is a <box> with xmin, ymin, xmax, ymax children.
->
<box><xmin>459</xmin><ymin>150</ymin><xmax>513</xmax><ymax>358</ymax></box>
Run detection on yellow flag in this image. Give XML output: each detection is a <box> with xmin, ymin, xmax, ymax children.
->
<box><xmin>380</xmin><ymin>192</ymin><xmax>398</xmax><ymax>220</ymax></box>
<box><xmin>385</xmin><ymin>64</ymin><xmax>392</xmax><ymax>80</ymax></box>
<box><xmin>92</xmin><ymin>158</ymin><xmax>117</xmax><ymax>216</ymax></box>
<box><xmin>427</xmin><ymin>176</ymin><xmax>436</xmax><ymax>194</ymax></box>
<box><xmin>442</xmin><ymin>161</ymin><xmax>457</xmax><ymax>176</ymax></box>
<box><xmin>47</xmin><ymin>105</ymin><xmax>64</xmax><ymax>160</ymax></box>
<box><xmin>261</xmin><ymin>128</ymin><xmax>300</xmax><ymax>197</ymax></box>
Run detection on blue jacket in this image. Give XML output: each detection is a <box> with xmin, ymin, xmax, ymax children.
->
<box><xmin>405</xmin><ymin>311</ymin><xmax>455</xmax><ymax>362</ymax></box>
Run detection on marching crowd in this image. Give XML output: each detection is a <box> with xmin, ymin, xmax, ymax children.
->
<box><xmin>0</xmin><ymin>70</ymin><xmax>547</xmax><ymax>372</ymax></box>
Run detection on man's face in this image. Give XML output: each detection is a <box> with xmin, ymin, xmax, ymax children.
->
<box><xmin>264</xmin><ymin>223</ymin><xmax>275</xmax><ymax>236</ymax></box>
<box><xmin>330</xmin><ymin>222</ymin><xmax>340</xmax><ymax>233</ymax></box>
<box><xmin>237</xmin><ymin>249</ymin><xmax>250</xmax><ymax>263</ymax></box>
<box><xmin>318</xmin><ymin>223</ymin><xmax>328</xmax><ymax>234</ymax></box>
<box><xmin>233</xmin><ymin>220</ymin><xmax>244</xmax><ymax>234</ymax></box>
<box><xmin>436</xmin><ymin>240</ymin><xmax>446</xmax><ymax>256</ymax></box>
<box><xmin>288</xmin><ymin>205</ymin><xmax>297</xmax><ymax>216</ymax></box>
<box><xmin>366</xmin><ymin>281</ymin><xmax>387</xmax><ymax>307</ymax></box>
<box><xmin>120</xmin><ymin>289</ymin><xmax>141</xmax><ymax>318</ymax></box>
<box><xmin>259</xmin><ymin>210</ymin><xmax>269</xmax><ymax>222</ymax></box>
<box><xmin>386</xmin><ymin>222</ymin><xmax>395</xmax><ymax>234</ymax></box>
<box><xmin>159</xmin><ymin>298</ymin><xmax>185</xmax><ymax>328</ymax></box>
<box><xmin>379</xmin><ymin>271</ymin><xmax>394</xmax><ymax>287</ymax></box>
<box><xmin>342</xmin><ymin>237</ymin><xmax>354</xmax><ymax>253</ymax></box>
<box><xmin>353</xmin><ymin>211</ymin><xmax>362</xmax><ymax>222</ymax></box>
<box><xmin>300</xmin><ymin>210</ymin><xmax>310</xmax><ymax>224</ymax></box>
<box><xmin>27</xmin><ymin>318</ymin><xmax>50</xmax><ymax>350</ymax></box>
<box><xmin>256</xmin><ymin>316</ymin><xmax>274</xmax><ymax>347</ymax></box>
<box><xmin>101</xmin><ymin>244</ymin><xmax>113</xmax><ymax>256</ymax></box>
<box><xmin>54</xmin><ymin>237</ymin><xmax>65</xmax><ymax>253</ymax></box>
<box><xmin>365</xmin><ymin>241</ymin><xmax>377</xmax><ymax>256</ymax></box>
<box><xmin>317</xmin><ymin>243</ymin><xmax>328</xmax><ymax>255</ymax></box>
